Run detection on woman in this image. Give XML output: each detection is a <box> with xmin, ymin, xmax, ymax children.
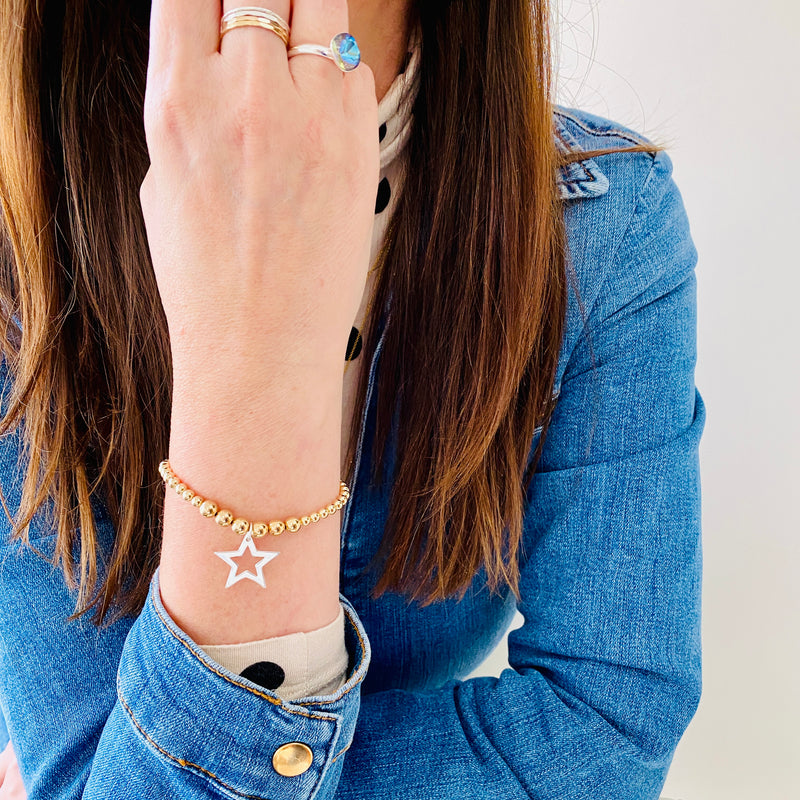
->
<box><xmin>0</xmin><ymin>0</ymin><xmax>705</xmax><ymax>798</ymax></box>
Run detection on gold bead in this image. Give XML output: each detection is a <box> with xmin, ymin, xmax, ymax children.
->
<box><xmin>199</xmin><ymin>500</ymin><xmax>218</xmax><ymax>518</ymax></box>
<box><xmin>175</xmin><ymin>482</ymin><xmax>187</xmax><ymax>495</ymax></box>
<box><xmin>167</xmin><ymin>477</ymin><xmax>179</xmax><ymax>489</ymax></box>
<box><xmin>215</xmin><ymin>510</ymin><xmax>233</xmax><ymax>527</ymax></box>
<box><xmin>319</xmin><ymin>508</ymin><xmax>328</xmax><ymax>519</ymax></box>
<box><xmin>231</xmin><ymin>518</ymin><xmax>250</xmax><ymax>535</ymax></box>
<box><xmin>326</xmin><ymin>503</ymin><xmax>336</xmax><ymax>515</ymax></box>
<box><xmin>333</xmin><ymin>499</ymin><xmax>342</xmax><ymax>510</ymax></box>
<box><xmin>181</xmin><ymin>488</ymin><xmax>195</xmax><ymax>502</ymax></box>
<box><xmin>310</xmin><ymin>512</ymin><xmax>320</xmax><ymax>523</ymax></box>
<box><xmin>191</xmin><ymin>495</ymin><xmax>204</xmax><ymax>508</ymax></box>
<box><xmin>269</xmin><ymin>520</ymin><xmax>285</xmax><ymax>536</ymax></box>
<box><xmin>252</xmin><ymin>522</ymin><xmax>268</xmax><ymax>538</ymax></box>
<box><xmin>286</xmin><ymin>517</ymin><xmax>301</xmax><ymax>532</ymax></box>
<box><xmin>300</xmin><ymin>516</ymin><xmax>311</xmax><ymax>526</ymax></box>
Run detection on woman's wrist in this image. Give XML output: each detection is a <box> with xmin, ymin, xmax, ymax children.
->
<box><xmin>169</xmin><ymin>359</ymin><xmax>344</xmax><ymax>449</ymax></box>
<box><xmin>158</xmin><ymin>361</ymin><xmax>346</xmax><ymax>644</ymax></box>
<box><xmin>169</xmin><ymin>323</ymin><xmax>350</xmax><ymax>391</ymax></box>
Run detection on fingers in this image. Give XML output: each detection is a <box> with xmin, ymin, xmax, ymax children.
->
<box><xmin>147</xmin><ymin>0</ymin><xmax>220</xmax><ymax>79</ymax></box>
<box><xmin>288</xmin><ymin>0</ymin><xmax>352</xmax><ymax>102</ymax></box>
<box><xmin>148</xmin><ymin>1</ymin><xmax>362</xmax><ymax>111</ymax></box>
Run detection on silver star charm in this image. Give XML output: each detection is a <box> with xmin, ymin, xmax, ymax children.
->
<box><xmin>213</xmin><ymin>529</ymin><xmax>279</xmax><ymax>589</ymax></box>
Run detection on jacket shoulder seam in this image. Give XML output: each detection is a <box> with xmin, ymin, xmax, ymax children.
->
<box><xmin>602</xmin><ymin>151</ymin><xmax>671</xmax><ymax>305</ymax></box>
<box><xmin>554</xmin><ymin>108</ymin><xmax>655</xmax><ymax>151</ymax></box>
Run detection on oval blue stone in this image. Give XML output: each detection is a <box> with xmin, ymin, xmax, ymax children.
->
<box><xmin>332</xmin><ymin>33</ymin><xmax>361</xmax><ymax>71</ymax></box>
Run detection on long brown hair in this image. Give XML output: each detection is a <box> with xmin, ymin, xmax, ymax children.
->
<box><xmin>0</xmin><ymin>0</ymin><xmax>660</xmax><ymax>626</ymax></box>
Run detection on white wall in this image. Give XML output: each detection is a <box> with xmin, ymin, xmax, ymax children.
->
<box><xmin>468</xmin><ymin>2</ymin><xmax>800</xmax><ymax>798</ymax></box>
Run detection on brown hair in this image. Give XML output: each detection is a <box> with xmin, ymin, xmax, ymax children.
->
<box><xmin>0</xmin><ymin>0</ymin><xmax>660</xmax><ymax>626</ymax></box>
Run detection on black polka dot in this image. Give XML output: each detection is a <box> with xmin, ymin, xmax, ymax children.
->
<box><xmin>378</xmin><ymin>122</ymin><xmax>387</xmax><ymax>143</ymax></box>
<box><xmin>240</xmin><ymin>661</ymin><xmax>285</xmax><ymax>691</ymax></box>
<box><xmin>375</xmin><ymin>177</ymin><xmax>391</xmax><ymax>214</ymax></box>
<box><xmin>346</xmin><ymin>327</ymin><xmax>362</xmax><ymax>361</ymax></box>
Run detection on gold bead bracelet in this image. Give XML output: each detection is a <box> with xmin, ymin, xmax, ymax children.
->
<box><xmin>158</xmin><ymin>459</ymin><xmax>350</xmax><ymax>537</ymax></box>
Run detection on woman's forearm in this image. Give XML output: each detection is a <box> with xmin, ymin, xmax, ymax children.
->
<box><xmin>134</xmin><ymin>0</ymin><xmax>380</xmax><ymax>650</ymax></box>
<box><xmin>157</xmin><ymin>356</ymin><xmax>345</xmax><ymax>646</ymax></box>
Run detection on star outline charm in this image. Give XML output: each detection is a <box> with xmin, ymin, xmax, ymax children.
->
<box><xmin>213</xmin><ymin>529</ymin><xmax>279</xmax><ymax>589</ymax></box>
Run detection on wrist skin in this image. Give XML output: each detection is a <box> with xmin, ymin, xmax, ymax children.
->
<box><xmin>157</xmin><ymin>353</ymin><xmax>346</xmax><ymax>646</ymax></box>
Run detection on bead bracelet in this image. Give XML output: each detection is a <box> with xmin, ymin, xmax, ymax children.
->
<box><xmin>158</xmin><ymin>459</ymin><xmax>350</xmax><ymax>538</ymax></box>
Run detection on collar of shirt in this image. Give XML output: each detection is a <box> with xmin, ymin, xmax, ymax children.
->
<box><xmin>377</xmin><ymin>22</ymin><xmax>422</xmax><ymax>171</ymax></box>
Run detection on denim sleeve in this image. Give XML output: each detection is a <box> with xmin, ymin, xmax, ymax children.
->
<box><xmin>331</xmin><ymin>149</ymin><xmax>705</xmax><ymax>799</ymax></box>
<box><xmin>0</xmin><ymin>413</ymin><xmax>371</xmax><ymax>799</ymax></box>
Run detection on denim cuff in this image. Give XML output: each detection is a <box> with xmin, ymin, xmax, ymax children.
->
<box><xmin>116</xmin><ymin>566</ymin><xmax>371</xmax><ymax>799</ymax></box>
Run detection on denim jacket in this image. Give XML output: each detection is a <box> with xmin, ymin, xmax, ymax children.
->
<box><xmin>0</xmin><ymin>105</ymin><xmax>705</xmax><ymax>800</ymax></box>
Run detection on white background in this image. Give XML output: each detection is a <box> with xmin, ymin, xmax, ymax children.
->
<box><xmin>467</xmin><ymin>2</ymin><xmax>800</xmax><ymax>798</ymax></box>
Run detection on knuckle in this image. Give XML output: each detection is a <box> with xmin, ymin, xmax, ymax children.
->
<box><xmin>344</xmin><ymin>66</ymin><xmax>378</xmax><ymax>117</ymax></box>
<box><xmin>143</xmin><ymin>83</ymin><xmax>192</xmax><ymax>141</ymax></box>
<box><xmin>298</xmin><ymin>114</ymin><xmax>345</xmax><ymax>171</ymax></box>
<box><xmin>299</xmin><ymin>115</ymin><xmax>327</xmax><ymax>157</ymax></box>
<box><xmin>230</xmin><ymin>99</ymin><xmax>269</xmax><ymax>137</ymax></box>
<box><xmin>351</xmin><ymin>62</ymin><xmax>377</xmax><ymax>95</ymax></box>
<box><xmin>356</xmin><ymin>61</ymin><xmax>377</xmax><ymax>89</ymax></box>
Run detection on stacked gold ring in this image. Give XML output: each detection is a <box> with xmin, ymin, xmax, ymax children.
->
<box><xmin>158</xmin><ymin>460</ymin><xmax>350</xmax><ymax>538</ymax></box>
<box><xmin>219</xmin><ymin>7</ymin><xmax>290</xmax><ymax>47</ymax></box>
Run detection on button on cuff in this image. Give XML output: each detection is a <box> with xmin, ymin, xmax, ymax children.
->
<box><xmin>273</xmin><ymin>742</ymin><xmax>314</xmax><ymax>776</ymax></box>
<box><xmin>116</xmin><ymin>567</ymin><xmax>370</xmax><ymax>799</ymax></box>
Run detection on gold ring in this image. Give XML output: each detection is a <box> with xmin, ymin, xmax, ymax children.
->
<box><xmin>219</xmin><ymin>7</ymin><xmax>290</xmax><ymax>48</ymax></box>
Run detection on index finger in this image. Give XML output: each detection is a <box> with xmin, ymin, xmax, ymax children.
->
<box><xmin>147</xmin><ymin>0</ymin><xmax>221</xmax><ymax>80</ymax></box>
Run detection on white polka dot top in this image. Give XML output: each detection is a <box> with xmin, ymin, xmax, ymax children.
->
<box><xmin>197</xmin><ymin>25</ymin><xmax>423</xmax><ymax>702</ymax></box>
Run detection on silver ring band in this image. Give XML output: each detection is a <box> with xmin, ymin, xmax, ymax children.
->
<box><xmin>288</xmin><ymin>34</ymin><xmax>361</xmax><ymax>72</ymax></box>
<box><xmin>287</xmin><ymin>44</ymin><xmax>337</xmax><ymax>60</ymax></box>
<box><xmin>220</xmin><ymin>6</ymin><xmax>288</xmax><ymax>28</ymax></box>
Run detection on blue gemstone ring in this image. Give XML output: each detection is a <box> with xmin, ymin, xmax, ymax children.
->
<box><xmin>287</xmin><ymin>33</ymin><xmax>361</xmax><ymax>72</ymax></box>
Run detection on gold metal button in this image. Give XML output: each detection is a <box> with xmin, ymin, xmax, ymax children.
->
<box><xmin>272</xmin><ymin>742</ymin><xmax>314</xmax><ymax>777</ymax></box>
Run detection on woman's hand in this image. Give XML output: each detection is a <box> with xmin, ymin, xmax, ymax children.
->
<box><xmin>139</xmin><ymin>0</ymin><xmax>380</xmax><ymax>382</ymax></box>
<box><xmin>0</xmin><ymin>742</ymin><xmax>25</xmax><ymax>800</ymax></box>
